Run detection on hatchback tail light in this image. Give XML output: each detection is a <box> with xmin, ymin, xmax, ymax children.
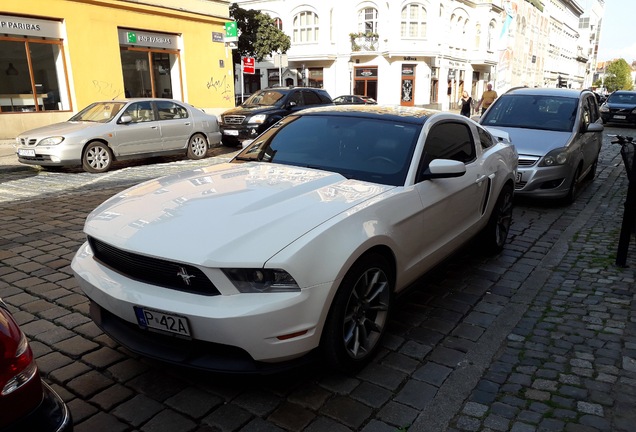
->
<box><xmin>0</xmin><ymin>304</ymin><xmax>44</xmax><ymax>427</ymax></box>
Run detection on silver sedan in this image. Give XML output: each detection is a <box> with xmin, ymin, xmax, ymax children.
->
<box><xmin>15</xmin><ymin>98</ymin><xmax>222</xmax><ymax>173</ymax></box>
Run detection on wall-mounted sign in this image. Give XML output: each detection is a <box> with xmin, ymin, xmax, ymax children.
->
<box><xmin>403</xmin><ymin>56</ymin><xmax>417</xmax><ymax>61</ymax></box>
<box><xmin>0</xmin><ymin>15</ymin><xmax>62</xmax><ymax>38</ymax></box>
<box><xmin>212</xmin><ymin>32</ymin><xmax>224</xmax><ymax>43</ymax></box>
<box><xmin>118</xmin><ymin>28</ymin><xmax>179</xmax><ymax>50</ymax></box>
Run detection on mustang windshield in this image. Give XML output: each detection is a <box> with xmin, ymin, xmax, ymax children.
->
<box><xmin>234</xmin><ymin>114</ymin><xmax>420</xmax><ymax>186</ymax></box>
<box><xmin>70</xmin><ymin>102</ymin><xmax>127</xmax><ymax>123</ymax></box>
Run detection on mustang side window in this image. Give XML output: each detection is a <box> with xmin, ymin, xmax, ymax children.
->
<box><xmin>423</xmin><ymin>122</ymin><xmax>476</xmax><ymax>164</ymax></box>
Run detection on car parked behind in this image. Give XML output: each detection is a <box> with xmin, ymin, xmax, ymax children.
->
<box><xmin>15</xmin><ymin>98</ymin><xmax>222</xmax><ymax>173</ymax></box>
<box><xmin>599</xmin><ymin>90</ymin><xmax>636</xmax><ymax>126</ymax></box>
<box><xmin>333</xmin><ymin>95</ymin><xmax>377</xmax><ymax>105</ymax></box>
<box><xmin>0</xmin><ymin>299</ymin><xmax>72</xmax><ymax>432</ymax></box>
<box><xmin>479</xmin><ymin>87</ymin><xmax>603</xmax><ymax>203</ymax></box>
<box><xmin>219</xmin><ymin>86</ymin><xmax>333</xmax><ymax>147</ymax></box>
<box><xmin>72</xmin><ymin>105</ymin><xmax>517</xmax><ymax>374</ymax></box>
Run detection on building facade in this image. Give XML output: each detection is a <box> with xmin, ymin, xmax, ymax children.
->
<box><xmin>234</xmin><ymin>0</ymin><xmax>603</xmax><ymax>108</ymax></box>
<box><xmin>1</xmin><ymin>0</ymin><xmax>234</xmax><ymax>138</ymax></box>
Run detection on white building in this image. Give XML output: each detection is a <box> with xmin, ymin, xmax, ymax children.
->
<box><xmin>234</xmin><ymin>0</ymin><xmax>603</xmax><ymax>108</ymax></box>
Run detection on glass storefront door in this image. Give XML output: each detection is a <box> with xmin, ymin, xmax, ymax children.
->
<box><xmin>120</xmin><ymin>48</ymin><xmax>180</xmax><ymax>99</ymax></box>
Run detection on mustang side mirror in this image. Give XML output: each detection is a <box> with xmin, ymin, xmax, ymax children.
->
<box><xmin>421</xmin><ymin>159</ymin><xmax>467</xmax><ymax>180</ymax></box>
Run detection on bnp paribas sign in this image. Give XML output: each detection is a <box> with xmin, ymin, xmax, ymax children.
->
<box><xmin>118</xmin><ymin>29</ymin><xmax>178</xmax><ymax>50</ymax></box>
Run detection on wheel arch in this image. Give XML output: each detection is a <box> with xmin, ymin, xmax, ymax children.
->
<box><xmin>82</xmin><ymin>138</ymin><xmax>113</xmax><ymax>160</ymax></box>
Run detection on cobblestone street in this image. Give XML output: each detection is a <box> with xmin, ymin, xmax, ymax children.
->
<box><xmin>0</xmin><ymin>129</ymin><xmax>635</xmax><ymax>432</ymax></box>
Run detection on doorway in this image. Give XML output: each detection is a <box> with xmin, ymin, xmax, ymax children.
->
<box><xmin>400</xmin><ymin>64</ymin><xmax>415</xmax><ymax>106</ymax></box>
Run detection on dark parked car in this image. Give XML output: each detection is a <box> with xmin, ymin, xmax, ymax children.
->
<box><xmin>599</xmin><ymin>90</ymin><xmax>636</xmax><ymax>126</ymax></box>
<box><xmin>0</xmin><ymin>299</ymin><xmax>72</xmax><ymax>432</ymax></box>
<box><xmin>219</xmin><ymin>87</ymin><xmax>333</xmax><ymax>146</ymax></box>
<box><xmin>333</xmin><ymin>95</ymin><xmax>377</xmax><ymax>105</ymax></box>
<box><xmin>479</xmin><ymin>88</ymin><xmax>603</xmax><ymax>203</ymax></box>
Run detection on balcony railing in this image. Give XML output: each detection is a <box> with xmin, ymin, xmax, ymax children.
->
<box><xmin>350</xmin><ymin>32</ymin><xmax>379</xmax><ymax>52</ymax></box>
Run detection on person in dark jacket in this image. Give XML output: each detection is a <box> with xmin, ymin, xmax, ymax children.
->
<box><xmin>458</xmin><ymin>91</ymin><xmax>473</xmax><ymax>117</ymax></box>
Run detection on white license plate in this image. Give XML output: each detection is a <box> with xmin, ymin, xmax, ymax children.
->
<box><xmin>223</xmin><ymin>129</ymin><xmax>239</xmax><ymax>136</ymax></box>
<box><xmin>18</xmin><ymin>149</ymin><xmax>36</xmax><ymax>157</ymax></box>
<box><xmin>614</xmin><ymin>115</ymin><xmax>626</xmax><ymax>120</ymax></box>
<box><xmin>516</xmin><ymin>172</ymin><xmax>522</xmax><ymax>183</ymax></box>
<box><xmin>134</xmin><ymin>306</ymin><xmax>191</xmax><ymax>337</ymax></box>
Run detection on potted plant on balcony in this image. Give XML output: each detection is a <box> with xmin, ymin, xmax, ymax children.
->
<box><xmin>350</xmin><ymin>32</ymin><xmax>379</xmax><ymax>51</ymax></box>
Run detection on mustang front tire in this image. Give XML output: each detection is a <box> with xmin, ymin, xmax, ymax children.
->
<box><xmin>322</xmin><ymin>253</ymin><xmax>393</xmax><ymax>372</ymax></box>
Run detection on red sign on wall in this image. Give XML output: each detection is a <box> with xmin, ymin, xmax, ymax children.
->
<box><xmin>242</xmin><ymin>57</ymin><xmax>255</xmax><ymax>74</ymax></box>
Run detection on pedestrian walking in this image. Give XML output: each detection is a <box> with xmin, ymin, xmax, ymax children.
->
<box><xmin>458</xmin><ymin>91</ymin><xmax>473</xmax><ymax>117</ymax></box>
<box><xmin>476</xmin><ymin>83</ymin><xmax>498</xmax><ymax>115</ymax></box>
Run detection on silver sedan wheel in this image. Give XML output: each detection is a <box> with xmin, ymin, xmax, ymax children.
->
<box><xmin>82</xmin><ymin>142</ymin><xmax>113</xmax><ymax>173</ymax></box>
<box><xmin>187</xmin><ymin>133</ymin><xmax>208</xmax><ymax>160</ymax></box>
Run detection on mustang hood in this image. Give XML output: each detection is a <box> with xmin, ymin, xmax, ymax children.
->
<box><xmin>84</xmin><ymin>163</ymin><xmax>393</xmax><ymax>266</ymax></box>
<box><xmin>489</xmin><ymin>126</ymin><xmax>572</xmax><ymax>156</ymax></box>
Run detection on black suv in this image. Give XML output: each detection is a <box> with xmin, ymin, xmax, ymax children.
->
<box><xmin>599</xmin><ymin>90</ymin><xmax>636</xmax><ymax>126</ymax></box>
<box><xmin>219</xmin><ymin>87</ymin><xmax>333</xmax><ymax>146</ymax></box>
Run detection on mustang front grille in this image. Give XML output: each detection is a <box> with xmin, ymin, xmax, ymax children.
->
<box><xmin>87</xmin><ymin>236</ymin><xmax>220</xmax><ymax>296</ymax></box>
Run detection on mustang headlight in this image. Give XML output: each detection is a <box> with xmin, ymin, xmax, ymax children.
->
<box><xmin>539</xmin><ymin>148</ymin><xmax>568</xmax><ymax>167</ymax></box>
<box><xmin>249</xmin><ymin>114</ymin><xmax>267</xmax><ymax>124</ymax></box>
<box><xmin>38</xmin><ymin>136</ymin><xmax>65</xmax><ymax>146</ymax></box>
<box><xmin>223</xmin><ymin>268</ymin><xmax>300</xmax><ymax>293</ymax></box>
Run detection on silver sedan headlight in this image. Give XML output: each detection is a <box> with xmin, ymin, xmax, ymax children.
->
<box><xmin>223</xmin><ymin>268</ymin><xmax>300</xmax><ymax>293</ymax></box>
<box><xmin>539</xmin><ymin>148</ymin><xmax>568</xmax><ymax>167</ymax></box>
<box><xmin>38</xmin><ymin>136</ymin><xmax>65</xmax><ymax>146</ymax></box>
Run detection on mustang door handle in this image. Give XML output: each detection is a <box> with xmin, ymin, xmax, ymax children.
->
<box><xmin>151</xmin><ymin>126</ymin><xmax>158</xmax><ymax>129</ymax></box>
<box><xmin>184</xmin><ymin>122</ymin><xmax>191</xmax><ymax>126</ymax></box>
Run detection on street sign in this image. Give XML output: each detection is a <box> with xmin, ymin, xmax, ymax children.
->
<box><xmin>224</xmin><ymin>21</ymin><xmax>238</xmax><ymax>43</ymax></box>
<box><xmin>243</xmin><ymin>57</ymin><xmax>255</xmax><ymax>74</ymax></box>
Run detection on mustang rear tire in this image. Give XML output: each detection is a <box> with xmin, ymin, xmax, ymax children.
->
<box><xmin>481</xmin><ymin>184</ymin><xmax>513</xmax><ymax>254</ymax></box>
<box><xmin>322</xmin><ymin>253</ymin><xmax>393</xmax><ymax>372</ymax></box>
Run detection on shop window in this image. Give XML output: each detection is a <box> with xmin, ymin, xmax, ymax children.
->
<box><xmin>293</xmin><ymin>11</ymin><xmax>320</xmax><ymax>43</ymax></box>
<box><xmin>307</xmin><ymin>68</ymin><xmax>323</xmax><ymax>88</ymax></box>
<box><xmin>401</xmin><ymin>4</ymin><xmax>427</xmax><ymax>38</ymax></box>
<box><xmin>120</xmin><ymin>48</ymin><xmax>179</xmax><ymax>99</ymax></box>
<box><xmin>0</xmin><ymin>39</ymin><xmax>70</xmax><ymax>113</ymax></box>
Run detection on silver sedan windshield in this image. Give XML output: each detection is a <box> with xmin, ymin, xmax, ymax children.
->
<box><xmin>70</xmin><ymin>102</ymin><xmax>127</xmax><ymax>123</ymax></box>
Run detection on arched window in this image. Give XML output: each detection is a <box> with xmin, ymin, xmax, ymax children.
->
<box><xmin>358</xmin><ymin>7</ymin><xmax>378</xmax><ymax>34</ymax></box>
<box><xmin>475</xmin><ymin>23</ymin><xmax>481</xmax><ymax>49</ymax></box>
<box><xmin>488</xmin><ymin>20</ymin><xmax>496</xmax><ymax>51</ymax></box>
<box><xmin>273</xmin><ymin>17</ymin><xmax>283</xmax><ymax>31</ymax></box>
<box><xmin>401</xmin><ymin>3</ymin><xmax>427</xmax><ymax>38</ymax></box>
<box><xmin>293</xmin><ymin>11</ymin><xmax>319</xmax><ymax>43</ymax></box>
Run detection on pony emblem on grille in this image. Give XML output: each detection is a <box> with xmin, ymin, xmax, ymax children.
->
<box><xmin>176</xmin><ymin>266</ymin><xmax>196</xmax><ymax>286</ymax></box>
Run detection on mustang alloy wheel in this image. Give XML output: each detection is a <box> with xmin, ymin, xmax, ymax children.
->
<box><xmin>322</xmin><ymin>253</ymin><xmax>393</xmax><ymax>372</ymax></box>
<box><xmin>482</xmin><ymin>184</ymin><xmax>513</xmax><ymax>254</ymax></box>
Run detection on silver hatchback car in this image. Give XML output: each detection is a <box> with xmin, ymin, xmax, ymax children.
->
<box><xmin>16</xmin><ymin>98</ymin><xmax>222</xmax><ymax>173</ymax></box>
<box><xmin>479</xmin><ymin>88</ymin><xmax>603</xmax><ymax>202</ymax></box>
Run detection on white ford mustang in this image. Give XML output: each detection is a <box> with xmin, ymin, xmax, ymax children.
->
<box><xmin>72</xmin><ymin>105</ymin><xmax>517</xmax><ymax>373</ymax></box>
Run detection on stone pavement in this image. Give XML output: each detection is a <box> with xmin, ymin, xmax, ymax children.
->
<box><xmin>0</xmin><ymin>129</ymin><xmax>635</xmax><ymax>432</ymax></box>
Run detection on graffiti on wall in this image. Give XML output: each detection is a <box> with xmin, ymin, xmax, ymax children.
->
<box><xmin>92</xmin><ymin>80</ymin><xmax>122</xmax><ymax>99</ymax></box>
<box><xmin>206</xmin><ymin>75</ymin><xmax>232</xmax><ymax>102</ymax></box>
